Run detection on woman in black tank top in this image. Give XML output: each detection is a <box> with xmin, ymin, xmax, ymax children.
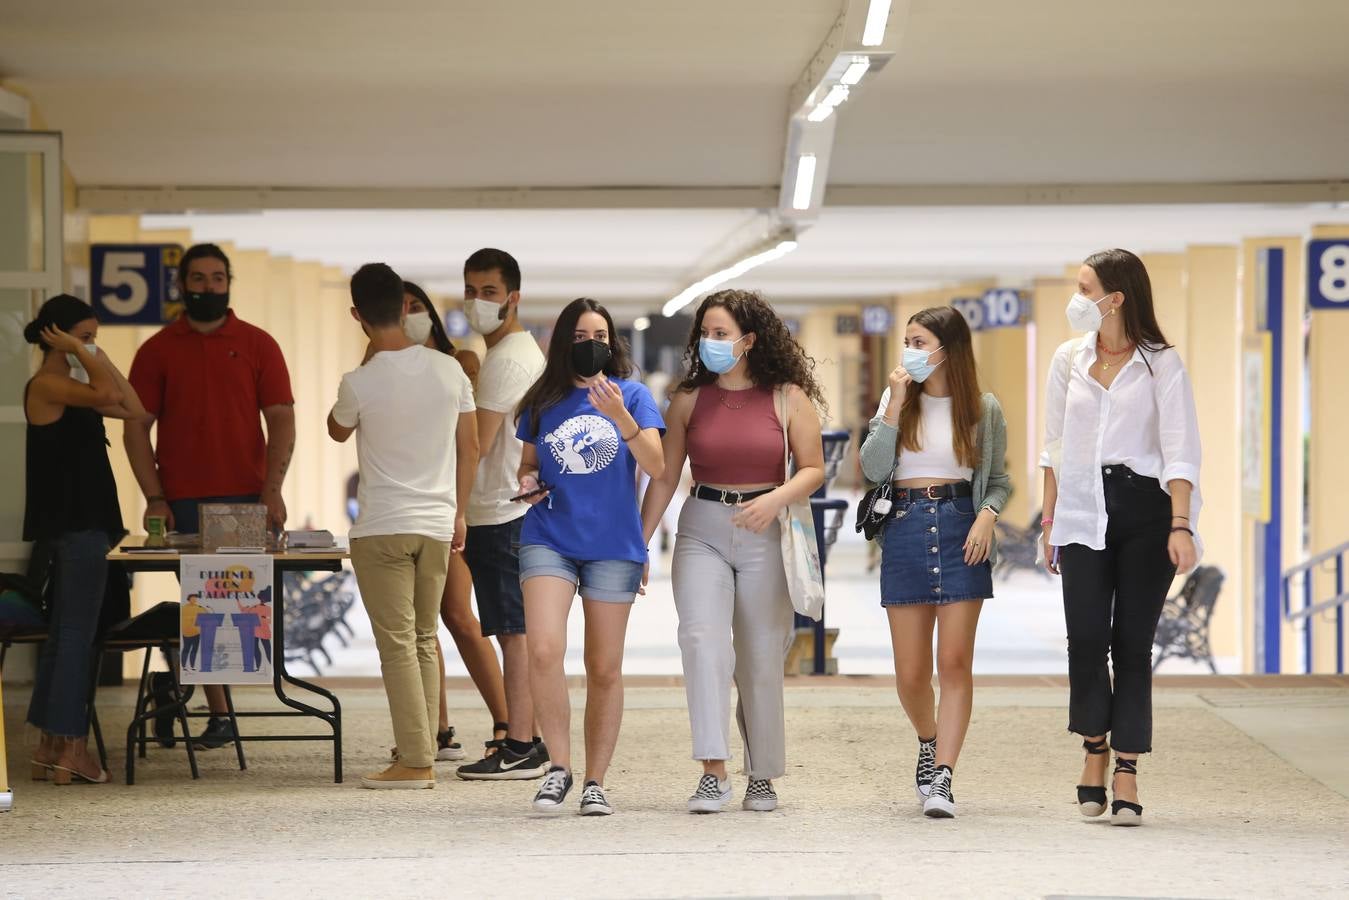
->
<box><xmin>22</xmin><ymin>295</ymin><xmax>146</xmax><ymax>785</ymax></box>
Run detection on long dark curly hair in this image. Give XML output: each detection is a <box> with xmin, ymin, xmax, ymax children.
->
<box><xmin>674</xmin><ymin>289</ymin><xmax>826</xmax><ymax>411</ymax></box>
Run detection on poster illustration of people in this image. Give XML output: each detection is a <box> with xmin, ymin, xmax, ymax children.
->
<box><xmin>180</xmin><ymin>555</ymin><xmax>274</xmax><ymax>685</ymax></box>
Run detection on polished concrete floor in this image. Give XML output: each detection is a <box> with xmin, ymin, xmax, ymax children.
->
<box><xmin>3</xmin><ymin>676</ymin><xmax>1347</xmax><ymax>898</ymax></box>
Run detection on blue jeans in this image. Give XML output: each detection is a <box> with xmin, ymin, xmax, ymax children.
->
<box><xmin>27</xmin><ymin>531</ymin><xmax>111</xmax><ymax>737</ymax></box>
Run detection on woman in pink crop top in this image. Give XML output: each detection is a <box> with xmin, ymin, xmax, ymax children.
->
<box><xmin>641</xmin><ymin>289</ymin><xmax>825</xmax><ymax>814</ymax></box>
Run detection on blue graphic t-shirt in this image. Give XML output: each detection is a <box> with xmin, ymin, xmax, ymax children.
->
<box><xmin>516</xmin><ymin>378</ymin><xmax>666</xmax><ymax>563</ymax></box>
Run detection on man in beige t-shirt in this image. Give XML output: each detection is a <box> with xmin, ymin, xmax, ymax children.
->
<box><xmin>455</xmin><ymin>249</ymin><xmax>551</xmax><ymax>781</ymax></box>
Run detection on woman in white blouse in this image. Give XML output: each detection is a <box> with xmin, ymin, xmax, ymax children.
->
<box><xmin>1040</xmin><ymin>248</ymin><xmax>1201</xmax><ymax>827</ymax></box>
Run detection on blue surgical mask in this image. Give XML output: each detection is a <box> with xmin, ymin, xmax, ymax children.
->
<box><xmin>902</xmin><ymin>345</ymin><xmax>943</xmax><ymax>383</ymax></box>
<box><xmin>699</xmin><ymin>336</ymin><xmax>746</xmax><ymax>374</ymax></box>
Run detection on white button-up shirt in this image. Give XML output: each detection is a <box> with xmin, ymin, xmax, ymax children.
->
<box><xmin>1039</xmin><ymin>333</ymin><xmax>1203</xmax><ymax>557</ymax></box>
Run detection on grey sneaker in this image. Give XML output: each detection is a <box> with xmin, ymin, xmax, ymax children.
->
<box><xmin>532</xmin><ymin>766</ymin><xmax>574</xmax><ymax>812</ymax></box>
<box><xmin>579</xmin><ymin>780</ymin><xmax>613</xmax><ymax>816</ymax></box>
<box><xmin>688</xmin><ymin>774</ymin><xmax>732</xmax><ymax>814</ymax></box>
<box><xmin>742</xmin><ymin>778</ymin><xmax>778</xmax><ymax>812</ymax></box>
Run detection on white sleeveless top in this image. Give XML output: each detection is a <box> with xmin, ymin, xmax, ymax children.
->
<box><xmin>894</xmin><ymin>396</ymin><xmax>974</xmax><ymax>482</ymax></box>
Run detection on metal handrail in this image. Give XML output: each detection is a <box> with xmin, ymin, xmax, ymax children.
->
<box><xmin>1280</xmin><ymin>540</ymin><xmax>1348</xmax><ymax>674</ymax></box>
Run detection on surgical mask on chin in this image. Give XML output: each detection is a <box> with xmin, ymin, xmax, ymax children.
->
<box><xmin>1066</xmin><ymin>292</ymin><xmax>1111</xmax><ymax>332</ymax></box>
<box><xmin>902</xmin><ymin>346</ymin><xmax>943</xmax><ymax>383</ymax></box>
<box><xmin>66</xmin><ymin>343</ymin><xmax>97</xmax><ymax>384</ymax></box>
<box><xmin>698</xmin><ymin>336</ymin><xmax>746</xmax><ymax>374</ymax></box>
<box><xmin>465</xmin><ymin>298</ymin><xmax>507</xmax><ymax>335</ymax></box>
<box><xmin>403</xmin><ymin>311</ymin><xmax>433</xmax><ymax>344</ymax></box>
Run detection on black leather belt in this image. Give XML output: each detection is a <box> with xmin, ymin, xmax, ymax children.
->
<box><xmin>890</xmin><ymin>482</ymin><xmax>973</xmax><ymax>502</ymax></box>
<box><xmin>691</xmin><ymin>485</ymin><xmax>776</xmax><ymax>505</ymax></box>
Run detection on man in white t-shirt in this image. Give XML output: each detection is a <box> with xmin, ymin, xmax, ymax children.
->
<box><xmin>328</xmin><ymin>262</ymin><xmax>479</xmax><ymax>790</ymax></box>
<box><xmin>455</xmin><ymin>248</ymin><xmax>551</xmax><ymax>781</ymax></box>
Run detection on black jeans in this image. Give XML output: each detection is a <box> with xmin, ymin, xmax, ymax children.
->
<box><xmin>1060</xmin><ymin>466</ymin><xmax>1176</xmax><ymax>754</ymax></box>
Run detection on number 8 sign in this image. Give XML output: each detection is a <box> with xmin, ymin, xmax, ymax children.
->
<box><xmin>1308</xmin><ymin>240</ymin><xmax>1349</xmax><ymax>309</ymax></box>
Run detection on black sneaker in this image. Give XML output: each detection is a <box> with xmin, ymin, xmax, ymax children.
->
<box><xmin>924</xmin><ymin>765</ymin><xmax>956</xmax><ymax>818</ymax></box>
<box><xmin>456</xmin><ymin>740</ymin><xmax>550</xmax><ymax>780</ymax></box>
<box><xmin>148</xmin><ymin>672</ymin><xmax>178</xmax><ymax>749</ymax></box>
<box><xmin>742</xmin><ymin>778</ymin><xmax>778</xmax><ymax>812</ymax></box>
<box><xmin>532</xmin><ymin>766</ymin><xmax>573</xmax><ymax>812</ymax></box>
<box><xmin>915</xmin><ymin>736</ymin><xmax>937</xmax><ymax>802</ymax></box>
<box><xmin>579</xmin><ymin>780</ymin><xmax>613</xmax><ymax>816</ymax></box>
<box><xmin>193</xmin><ymin>716</ymin><xmax>233</xmax><ymax>751</ymax></box>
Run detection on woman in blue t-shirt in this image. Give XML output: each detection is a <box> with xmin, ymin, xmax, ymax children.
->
<box><xmin>514</xmin><ymin>298</ymin><xmax>665</xmax><ymax>815</ymax></box>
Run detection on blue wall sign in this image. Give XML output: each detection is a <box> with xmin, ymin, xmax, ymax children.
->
<box><xmin>1308</xmin><ymin>240</ymin><xmax>1349</xmax><ymax>309</ymax></box>
<box><xmin>952</xmin><ymin>289</ymin><xmax>1027</xmax><ymax>331</ymax></box>
<box><xmin>90</xmin><ymin>244</ymin><xmax>183</xmax><ymax>324</ymax></box>
<box><xmin>861</xmin><ymin>305</ymin><xmax>893</xmax><ymax>336</ymax></box>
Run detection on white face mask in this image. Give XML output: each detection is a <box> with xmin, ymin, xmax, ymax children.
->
<box><xmin>403</xmin><ymin>311</ymin><xmax>433</xmax><ymax>344</ymax></box>
<box><xmin>66</xmin><ymin>342</ymin><xmax>97</xmax><ymax>384</ymax></box>
<box><xmin>1066</xmin><ymin>292</ymin><xmax>1113</xmax><ymax>332</ymax></box>
<box><xmin>465</xmin><ymin>297</ymin><xmax>507</xmax><ymax>335</ymax></box>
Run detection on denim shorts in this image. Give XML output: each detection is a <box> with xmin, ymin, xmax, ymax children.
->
<box><xmin>518</xmin><ymin>544</ymin><xmax>644</xmax><ymax>604</ymax></box>
<box><xmin>464</xmin><ymin>518</ymin><xmax>526</xmax><ymax>636</ymax></box>
<box><xmin>880</xmin><ymin>495</ymin><xmax>993</xmax><ymax>606</ymax></box>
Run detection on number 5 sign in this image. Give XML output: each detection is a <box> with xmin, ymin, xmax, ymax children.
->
<box><xmin>90</xmin><ymin>244</ymin><xmax>183</xmax><ymax>324</ymax></box>
<box><xmin>1308</xmin><ymin>240</ymin><xmax>1349</xmax><ymax>309</ymax></box>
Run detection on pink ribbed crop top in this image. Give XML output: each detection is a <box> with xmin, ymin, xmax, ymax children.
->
<box><xmin>685</xmin><ymin>385</ymin><xmax>786</xmax><ymax>485</ymax></box>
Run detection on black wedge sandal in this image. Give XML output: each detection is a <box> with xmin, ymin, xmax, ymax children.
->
<box><xmin>1076</xmin><ymin>738</ymin><xmax>1109</xmax><ymax>817</ymax></box>
<box><xmin>1110</xmin><ymin>756</ymin><xmax>1143</xmax><ymax>826</ymax></box>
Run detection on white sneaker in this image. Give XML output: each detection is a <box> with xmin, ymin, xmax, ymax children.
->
<box><xmin>742</xmin><ymin>778</ymin><xmax>778</xmax><ymax>812</ymax></box>
<box><xmin>923</xmin><ymin>766</ymin><xmax>956</xmax><ymax>818</ymax></box>
<box><xmin>688</xmin><ymin>774</ymin><xmax>732</xmax><ymax>813</ymax></box>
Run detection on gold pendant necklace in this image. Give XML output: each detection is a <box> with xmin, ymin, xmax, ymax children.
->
<box><xmin>718</xmin><ymin>387</ymin><xmax>750</xmax><ymax>410</ymax></box>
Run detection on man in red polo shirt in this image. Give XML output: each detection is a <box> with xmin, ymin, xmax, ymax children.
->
<box><xmin>125</xmin><ymin>243</ymin><xmax>296</xmax><ymax>749</ymax></box>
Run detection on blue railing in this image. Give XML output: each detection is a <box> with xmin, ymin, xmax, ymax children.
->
<box><xmin>1281</xmin><ymin>540</ymin><xmax>1349</xmax><ymax>674</ymax></box>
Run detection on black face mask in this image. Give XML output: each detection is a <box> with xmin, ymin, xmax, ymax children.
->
<box><xmin>571</xmin><ymin>339</ymin><xmax>611</xmax><ymax>378</ymax></box>
<box><xmin>183</xmin><ymin>290</ymin><xmax>230</xmax><ymax>323</ymax></box>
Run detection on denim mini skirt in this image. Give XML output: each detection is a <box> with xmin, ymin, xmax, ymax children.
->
<box><xmin>880</xmin><ymin>494</ymin><xmax>993</xmax><ymax>606</ymax></box>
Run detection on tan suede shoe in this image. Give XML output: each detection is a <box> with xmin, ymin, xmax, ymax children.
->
<box><xmin>360</xmin><ymin>763</ymin><xmax>435</xmax><ymax>790</ymax></box>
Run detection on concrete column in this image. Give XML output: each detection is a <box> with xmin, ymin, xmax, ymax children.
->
<box><xmin>1184</xmin><ymin>245</ymin><xmax>1242</xmax><ymax>671</ymax></box>
<box><xmin>1141</xmin><ymin>253</ymin><xmax>1188</xmax><ymax>358</ymax></box>
<box><xmin>1307</xmin><ymin>225</ymin><xmax>1349</xmax><ymax>673</ymax></box>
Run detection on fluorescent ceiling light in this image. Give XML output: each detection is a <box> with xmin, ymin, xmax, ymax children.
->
<box><xmin>633</xmin><ymin>316</ymin><xmax>651</xmax><ymax>332</ymax></box>
<box><xmin>862</xmin><ymin>0</ymin><xmax>892</xmax><ymax>46</ymax></box>
<box><xmin>806</xmin><ymin>84</ymin><xmax>850</xmax><ymax>123</ymax></box>
<box><xmin>791</xmin><ymin>155</ymin><xmax>818</xmax><ymax>211</ymax></box>
<box><xmin>662</xmin><ymin>239</ymin><xmax>799</xmax><ymax>318</ymax></box>
<box><xmin>840</xmin><ymin>57</ymin><xmax>871</xmax><ymax>86</ymax></box>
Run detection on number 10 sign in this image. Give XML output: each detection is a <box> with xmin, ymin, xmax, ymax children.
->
<box><xmin>1308</xmin><ymin>240</ymin><xmax>1349</xmax><ymax>309</ymax></box>
<box><xmin>90</xmin><ymin>244</ymin><xmax>184</xmax><ymax>325</ymax></box>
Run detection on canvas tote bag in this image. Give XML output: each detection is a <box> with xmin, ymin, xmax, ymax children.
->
<box><xmin>774</xmin><ymin>388</ymin><xmax>825</xmax><ymax>621</ymax></box>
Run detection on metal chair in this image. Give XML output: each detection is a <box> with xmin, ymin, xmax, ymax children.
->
<box><xmin>1153</xmin><ymin>565</ymin><xmax>1226</xmax><ymax>673</ymax></box>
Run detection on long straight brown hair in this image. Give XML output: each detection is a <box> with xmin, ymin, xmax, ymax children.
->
<box><xmin>1084</xmin><ymin>248</ymin><xmax>1173</xmax><ymax>357</ymax></box>
<box><xmin>897</xmin><ymin>306</ymin><xmax>982</xmax><ymax>469</ymax></box>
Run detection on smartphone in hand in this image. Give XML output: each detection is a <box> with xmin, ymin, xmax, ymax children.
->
<box><xmin>510</xmin><ymin>482</ymin><xmax>551</xmax><ymax>503</ymax></box>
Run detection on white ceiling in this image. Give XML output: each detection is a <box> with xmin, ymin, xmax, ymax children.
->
<box><xmin>142</xmin><ymin>203</ymin><xmax>1349</xmax><ymax>317</ymax></box>
<box><xmin>3</xmin><ymin>0</ymin><xmax>1348</xmax><ymax>188</ymax></box>
<box><xmin>9</xmin><ymin>1</ymin><xmax>1349</xmax><ymax>320</ymax></box>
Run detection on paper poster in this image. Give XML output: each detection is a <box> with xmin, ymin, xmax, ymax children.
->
<box><xmin>180</xmin><ymin>555</ymin><xmax>274</xmax><ymax>685</ymax></box>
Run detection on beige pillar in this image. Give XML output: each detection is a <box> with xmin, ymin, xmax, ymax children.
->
<box><xmin>1141</xmin><ymin>253</ymin><xmax>1188</xmax><ymax>358</ymax></box>
<box><xmin>1183</xmin><ymin>245</ymin><xmax>1242</xmax><ymax>669</ymax></box>
<box><xmin>1306</xmin><ymin>225</ymin><xmax>1349</xmax><ymax>673</ymax></box>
